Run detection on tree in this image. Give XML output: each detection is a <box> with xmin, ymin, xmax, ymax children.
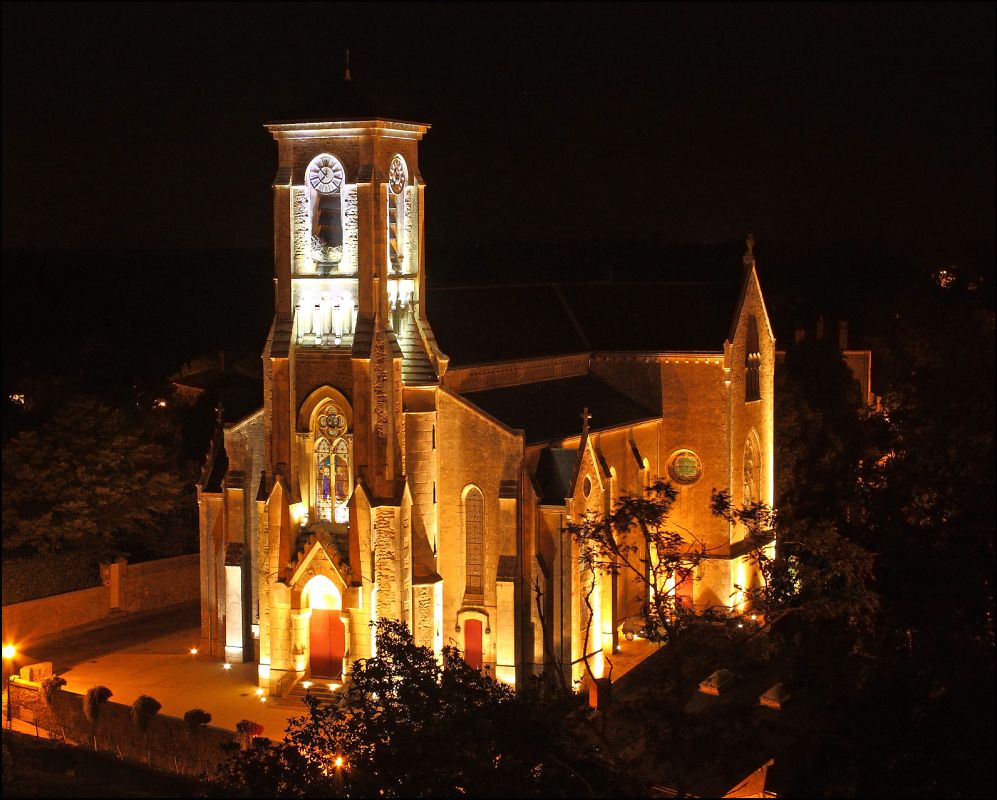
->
<box><xmin>2</xmin><ymin>392</ymin><xmax>193</xmax><ymax>560</ymax></box>
<box><xmin>217</xmin><ymin>619</ymin><xmax>619</xmax><ymax>798</ymax></box>
<box><xmin>566</xmin><ymin>480</ymin><xmax>715</xmax><ymax>651</ymax></box>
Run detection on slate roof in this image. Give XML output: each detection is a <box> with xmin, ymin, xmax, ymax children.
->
<box><xmin>427</xmin><ymin>285</ymin><xmax>586</xmax><ymax>366</ymax></box>
<box><xmin>560</xmin><ymin>281</ymin><xmax>741</xmax><ymax>353</ymax></box>
<box><xmin>426</xmin><ymin>279</ymin><xmax>741</xmax><ymax>367</ymax></box>
<box><xmin>534</xmin><ymin>447</ymin><xmax>579</xmax><ymax>504</ymax></box>
<box><xmin>462</xmin><ymin>373</ymin><xmax>659</xmax><ymax>446</ymax></box>
<box><xmin>172</xmin><ymin>368</ymin><xmax>263</xmax><ymax>423</ymax></box>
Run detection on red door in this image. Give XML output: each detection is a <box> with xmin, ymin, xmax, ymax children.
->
<box><xmin>310</xmin><ymin>610</ymin><xmax>333</xmax><ymax>677</ymax></box>
<box><xmin>329</xmin><ymin>615</ymin><xmax>346</xmax><ymax>679</ymax></box>
<box><xmin>675</xmin><ymin>569</ymin><xmax>694</xmax><ymax>610</ymax></box>
<box><xmin>464</xmin><ymin>619</ymin><xmax>483</xmax><ymax>670</ymax></box>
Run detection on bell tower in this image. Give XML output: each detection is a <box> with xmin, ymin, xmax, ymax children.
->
<box><xmin>251</xmin><ymin>77</ymin><xmax>446</xmax><ymax>691</ymax></box>
<box><xmin>263</xmin><ymin>80</ymin><xmax>440</xmax><ymax>506</ymax></box>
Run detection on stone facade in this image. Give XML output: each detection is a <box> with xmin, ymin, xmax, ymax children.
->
<box><xmin>197</xmin><ymin>104</ymin><xmax>776</xmax><ymax>695</ymax></box>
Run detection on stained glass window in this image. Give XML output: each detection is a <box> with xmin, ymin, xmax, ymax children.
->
<box><xmin>314</xmin><ymin>402</ymin><xmax>350</xmax><ymax>524</ymax></box>
<box><xmin>315</xmin><ymin>438</ymin><xmax>332</xmax><ymax>522</ymax></box>
<box><xmin>668</xmin><ymin>450</ymin><xmax>702</xmax><ymax>485</ymax></box>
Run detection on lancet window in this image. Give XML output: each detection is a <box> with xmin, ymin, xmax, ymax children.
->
<box><xmin>305</xmin><ymin>154</ymin><xmax>346</xmax><ymax>273</ymax></box>
<box><xmin>313</xmin><ymin>402</ymin><xmax>351</xmax><ymax>524</ymax></box>
<box><xmin>464</xmin><ymin>487</ymin><xmax>484</xmax><ymax>596</ymax></box>
<box><xmin>743</xmin><ymin>435</ymin><xmax>758</xmax><ymax>507</ymax></box>
<box><xmin>386</xmin><ymin>155</ymin><xmax>408</xmax><ymax>275</ymax></box>
<box><xmin>745</xmin><ymin>315</ymin><xmax>761</xmax><ymax>402</ymax></box>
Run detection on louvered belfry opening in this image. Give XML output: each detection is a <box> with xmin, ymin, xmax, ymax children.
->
<box><xmin>387</xmin><ymin>192</ymin><xmax>402</xmax><ymax>272</ymax></box>
<box><xmin>745</xmin><ymin>315</ymin><xmax>761</xmax><ymax>402</ymax></box>
<box><xmin>315</xmin><ymin>192</ymin><xmax>343</xmax><ymax>271</ymax></box>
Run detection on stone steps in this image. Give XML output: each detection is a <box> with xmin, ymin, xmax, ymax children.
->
<box><xmin>285</xmin><ymin>679</ymin><xmax>344</xmax><ymax>708</ymax></box>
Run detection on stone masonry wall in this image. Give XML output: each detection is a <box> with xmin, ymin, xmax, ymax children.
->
<box><xmin>2</xmin><ymin>555</ymin><xmax>199</xmax><ymax>645</ymax></box>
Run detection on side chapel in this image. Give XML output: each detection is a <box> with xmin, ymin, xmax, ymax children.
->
<box><xmin>197</xmin><ymin>80</ymin><xmax>775</xmax><ymax>695</ymax></box>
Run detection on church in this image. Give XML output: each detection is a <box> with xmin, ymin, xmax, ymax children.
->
<box><xmin>196</xmin><ymin>82</ymin><xmax>775</xmax><ymax>696</ymax></box>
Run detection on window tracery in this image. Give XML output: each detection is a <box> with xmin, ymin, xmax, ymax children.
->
<box><xmin>313</xmin><ymin>401</ymin><xmax>351</xmax><ymax>524</ymax></box>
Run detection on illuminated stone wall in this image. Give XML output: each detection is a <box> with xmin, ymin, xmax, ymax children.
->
<box><xmin>436</xmin><ymin>389</ymin><xmax>523</xmax><ymax>670</ymax></box>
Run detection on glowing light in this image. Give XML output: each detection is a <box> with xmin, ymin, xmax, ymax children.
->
<box><xmin>223</xmin><ymin>663</ymin><xmax>231</xmax><ymax>670</ymax></box>
<box><xmin>189</xmin><ymin>648</ymin><xmax>198</xmax><ymax>655</ymax></box>
<box><xmin>302</xmin><ymin>681</ymin><xmax>313</xmax><ymax>689</ymax></box>
<box><xmin>334</xmin><ymin>756</ymin><xmax>344</xmax><ymax>768</ymax></box>
<box><xmin>9</xmin><ymin>394</ymin><xmax>25</xmax><ymax>406</ymax></box>
<box><xmin>154</xmin><ymin>399</ymin><xmax>168</xmax><ymax>408</ymax></box>
<box><xmin>255</xmin><ymin>687</ymin><xmax>264</xmax><ymax>696</ymax></box>
<box><xmin>260</xmin><ymin>696</ymin><xmax>267</xmax><ymax>703</ymax></box>
<box><xmin>2</xmin><ymin>645</ymin><xmax>15</xmax><ymax>659</ymax></box>
<box><xmin>328</xmin><ymin>683</ymin><xmax>338</xmax><ymax>691</ymax></box>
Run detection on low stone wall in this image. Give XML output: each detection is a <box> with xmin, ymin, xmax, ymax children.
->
<box><xmin>2</xmin><ymin>554</ymin><xmax>199</xmax><ymax>644</ymax></box>
<box><xmin>7</xmin><ymin>679</ymin><xmax>237</xmax><ymax>778</ymax></box>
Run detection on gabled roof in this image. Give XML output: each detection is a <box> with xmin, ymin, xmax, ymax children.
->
<box><xmin>426</xmin><ymin>279</ymin><xmax>741</xmax><ymax>367</ymax></box>
<box><xmin>462</xmin><ymin>373</ymin><xmax>658</xmax><ymax>446</ymax></box>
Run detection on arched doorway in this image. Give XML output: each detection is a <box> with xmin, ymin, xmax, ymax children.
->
<box><xmin>303</xmin><ymin>575</ymin><xmax>346</xmax><ymax>679</ymax></box>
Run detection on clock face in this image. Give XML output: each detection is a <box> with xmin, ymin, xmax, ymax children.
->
<box><xmin>307</xmin><ymin>155</ymin><xmax>345</xmax><ymax>194</ymax></box>
<box><xmin>388</xmin><ymin>155</ymin><xmax>407</xmax><ymax>195</ymax></box>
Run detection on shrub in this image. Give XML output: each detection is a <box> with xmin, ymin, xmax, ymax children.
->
<box><xmin>235</xmin><ymin>719</ymin><xmax>264</xmax><ymax>749</ymax></box>
<box><xmin>183</xmin><ymin>708</ymin><xmax>212</xmax><ymax>733</ymax></box>
<box><xmin>131</xmin><ymin>695</ymin><xmax>162</xmax><ymax>733</ymax></box>
<box><xmin>83</xmin><ymin>686</ymin><xmax>112</xmax><ymax>725</ymax></box>
<box><xmin>40</xmin><ymin>676</ymin><xmax>67</xmax><ymax>708</ymax></box>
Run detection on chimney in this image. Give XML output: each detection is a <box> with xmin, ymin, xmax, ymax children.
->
<box><xmin>838</xmin><ymin>321</ymin><xmax>848</xmax><ymax>350</ymax></box>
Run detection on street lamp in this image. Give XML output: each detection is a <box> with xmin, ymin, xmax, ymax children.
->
<box><xmin>3</xmin><ymin>644</ymin><xmax>16</xmax><ymax>728</ymax></box>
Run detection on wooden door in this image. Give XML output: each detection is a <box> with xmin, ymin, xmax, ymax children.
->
<box><xmin>464</xmin><ymin>619</ymin><xmax>483</xmax><ymax>670</ymax></box>
<box><xmin>675</xmin><ymin>569</ymin><xmax>694</xmax><ymax>610</ymax></box>
<box><xmin>329</xmin><ymin>614</ymin><xmax>346</xmax><ymax>679</ymax></box>
<box><xmin>310</xmin><ymin>609</ymin><xmax>333</xmax><ymax>677</ymax></box>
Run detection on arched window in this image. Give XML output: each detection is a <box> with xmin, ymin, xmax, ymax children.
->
<box><xmin>313</xmin><ymin>401</ymin><xmax>350</xmax><ymax>524</ymax></box>
<box><xmin>305</xmin><ymin>154</ymin><xmax>346</xmax><ymax>272</ymax></box>
<box><xmin>464</xmin><ymin>487</ymin><xmax>484</xmax><ymax>596</ymax></box>
<box><xmin>386</xmin><ymin>155</ymin><xmax>408</xmax><ymax>274</ymax></box>
<box><xmin>745</xmin><ymin>315</ymin><xmax>761</xmax><ymax>402</ymax></box>
<box><xmin>743</xmin><ymin>435</ymin><xmax>758</xmax><ymax>507</ymax></box>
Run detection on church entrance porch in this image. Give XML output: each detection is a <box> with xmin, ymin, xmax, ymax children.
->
<box><xmin>300</xmin><ymin>573</ymin><xmax>349</xmax><ymax>681</ymax></box>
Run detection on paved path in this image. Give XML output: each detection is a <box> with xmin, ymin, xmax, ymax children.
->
<box><xmin>17</xmin><ymin>604</ymin><xmax>201</xmax><ymax>673</ymax></box>
<box><xmin>10</xmin><ymin>605</ymin><xmax>308</xmax><ymax>738</ymax></box>
<box><xmin>51</xmin><ymin>626</ymin><xmax>308</xmax><ymax>738</ymax></box>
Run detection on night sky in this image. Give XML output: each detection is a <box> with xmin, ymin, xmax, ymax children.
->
<box><xmin>3</xmin><ymin>3</ymin><xmax>993</xmax><ymax>255</ymax></box>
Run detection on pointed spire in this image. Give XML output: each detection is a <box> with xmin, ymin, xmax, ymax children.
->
<box><xmin>344</xmin><ymin>50</ymin><xmax>351</xmax><ymax>82</ymax></box>
<box><xmin>580</xmin><ymin>406</ymin><xmax>592</xmax><ymax>438</ymax></box>
<box><xmin>743</xmin><ymin>233</ymin><xmax>756</xmax><ymax>271</ymax></box>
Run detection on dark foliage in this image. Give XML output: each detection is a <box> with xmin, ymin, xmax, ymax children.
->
<box><xmin>217</xmin><ymin>619</ymin><xmax>620</xmax><ymax>798</ymax></box>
